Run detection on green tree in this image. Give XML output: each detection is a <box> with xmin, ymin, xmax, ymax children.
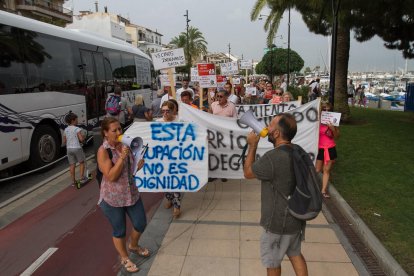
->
<box><xmin>170</xmin><ymin>26</ymin><xmax>208</xmax><ymax>68</ymax></box>
<box><xmin>253</xmin><ymin>0</ymin><xmax>414</xmax><ymax>121</ymax></box>
<box><xmin>304</xmin><ymin>67</ymin><xmax>311</xmax><ymax>74</ymax></box>
<box><xmin>255</xmin><ymin>47</ymin><xmax>304</xmax><ymax>77</ymax></box>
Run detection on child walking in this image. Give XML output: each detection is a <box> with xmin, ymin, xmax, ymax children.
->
<box><xmin>63</xmin><ymin>112</ymin><xmax>87</xmax><ymax>186</ymax></box>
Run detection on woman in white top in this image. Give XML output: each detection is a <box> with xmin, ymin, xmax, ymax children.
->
<box><xmin>156</xmin><ymin>100</ymin><xmax>181</xmax><ymax>218</ymax></box>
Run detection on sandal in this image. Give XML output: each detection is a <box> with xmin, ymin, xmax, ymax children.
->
<box><xmin>129</xmin><ymin>246</ymin><xmax>151</xmax><ymax>258</ymax></box>
<box><xmin>322</xmin><ymin>192</ymin><xmax>331</xmax><ymax>198</ymax></box>
<box><xmin>121</xmin><ymin>258</ymin><xmax>139</xmax><ymax>273</ymax></box>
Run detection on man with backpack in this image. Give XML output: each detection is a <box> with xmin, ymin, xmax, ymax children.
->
<box><xmin>243</xmin><ymin>113</ymin><xmax>309</xmax><ymax>276</ymax></box>
<box><xmin>105</xmin><ymin>86</ymin><xmax>130</xmax><ymax>128</ymax></box>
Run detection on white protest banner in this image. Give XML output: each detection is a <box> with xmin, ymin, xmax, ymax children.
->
<box><xmin>240</xmin><ymin>59</ymin><xmax>253</xmax><ymax>69</ymax></box>
<box><xmin>220</xmin><ymin>61</ymin><xmax>239</xmax><ymax>76</ymax></box>
<box><xmin>159</xmin><ymin>74</ymin><xmax>176</xmax><ymax>86</ymax></box>
<box><xmin>151</xmin><ymin>48</ymin><xmax>186</xmax><ymax>70</ymax></box>
<box><xmin>179</xmin><ymin>99</ymin><xmax>320</xmax><ymax>178</ymax></box>
<box><xmin>191</xmin><ymin>67</ymin><xmax>199</xmax><ymax>81</ymax></box>
<box><xmin>321</xmin><ymin>111</ymin><xmax>341</xmax><ymax>126</ymax></box>
<box><xmin>197</xmin><ymin>63</ymin><xmax>217</xmax><ymax>88</ymax></box>
<box><xmin>125</xmin><ymin>122</ymin><xmax>208</xmax><ymax>192</ymax></box>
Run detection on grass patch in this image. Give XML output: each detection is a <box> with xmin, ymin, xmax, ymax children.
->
<box><xmin>332</xmin><ymin>107</ymin><xmax>414</xmax><ymax>274</ymax></box>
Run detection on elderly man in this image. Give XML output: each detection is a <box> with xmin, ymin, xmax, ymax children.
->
<box><xmin>243</xmin><ymin>113</ymin><xmax>308</xmax><ymax>276</ymax></box>
<box><xmin>209</xmin><ymin>89</ymin><xmax>237</xmax><ymax>183</ymax></box>
<box><xmin>209</xmin><ymin>89</ymin><xmax>237</xmax><ymax>118</ymax></box>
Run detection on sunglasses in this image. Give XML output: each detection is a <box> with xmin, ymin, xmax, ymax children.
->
<box><xmin>161</xmin><ymin>109</ymin><xmax>171</xmax><ymax>113</ymax></box>
<box><xmin>216</xmin><ymin>95</ymin><xmax>224</xmax><ymax>98</ymax></box>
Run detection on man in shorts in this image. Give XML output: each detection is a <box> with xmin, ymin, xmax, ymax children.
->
<box><xmin>243</xmin><ymin>113</ymin><xmax>308</xmax><ymax>276</ymax></box>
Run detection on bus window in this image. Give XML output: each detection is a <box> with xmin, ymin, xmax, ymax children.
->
<box><xmin>0</xmin><ymin>24</ymin><xmax>26</xmax><ymax>94</ymax></box>
<box><xmin>23</xmin><ymin>32</ymin><xmax>78</xmax><ymax>93</ymax></box>
<box><xmin>80</xmin><ymin>50</ymin><xmax>97</xmax><ymax>118</ymax></box>
<box><xmin>121</xmin><ymin>53</ymin><xmax>136</xmax><ymax>90</ymax></box>
<box><xmin>93</xmin><ymin>52</ymin><xmax>107</xmax><ymax>116</ymax></box>
<box><xmin>106</xmin><ymin>50</ymin><xmax>122</xmax><ymax>87</ymax></box>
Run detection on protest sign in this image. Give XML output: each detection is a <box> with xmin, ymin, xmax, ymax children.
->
<box><xmin>191</xmin><ymin>67</ymin><xmax>199</xmax><ymax>81</ymax></box>
<box><xmin>179</xmin><ymin>99</ymin><xmax>320</xmax><ymax>178</ymax></box>
<box><xmin>321</xmin><ymin>111</ymin><xmax>341</xmax><ymax>126</ymax></box>
<box><xmin>151</xmin><ymin>48</ymin><xmax>186</xmax><ymax>70</ymax></box>
<box><xmin>216</xmin><ymin>75</ymin><xmax>227</xmax><ymax>88</ymax></box>
<box><xmin>246</xmin><ymin>87</ymin><xmax>257</xmax><ymax>96</ymax></box>
<box><xmin>233</xmin><ymin>78</ymin><xmax>240</xmax><ymax>85</ymax></box>
<box><xmin>220</xmin><ymin>61</ymin><xmax>239</xmax><ymax>76</ymax></box>
<box><xmin>125</xmin><ymin>122</ymin><xmax>208</xmax><ymax>192</ymax></box>
<box><xmin>159</xmin><ymin>74</ymin><xmax>176</xmax><ymax>87</ymax></box>
<box><xmin>240</xmin><ymin>60</ymin><xmax>253</xmax><ymax>69</ymax></box>
<box><xmin>197</xmin><ymin>63</ymin><xmax>217</xmax><ymax>88</ymax></box>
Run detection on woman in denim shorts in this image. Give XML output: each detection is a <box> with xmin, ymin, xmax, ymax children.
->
<box><xmin>97</xmin><ymin>117</ymin><xmax>149</xmax><ymax>273</ymax></box>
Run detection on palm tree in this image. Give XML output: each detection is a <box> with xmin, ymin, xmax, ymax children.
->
<box><xmin>169</xmin><ymin>26</ymin><xmax>208</xmax><ymax>67</ymax></box>
<box><xmin>250</xmin><ymin>0</ymin><xmax>286</xmax><ymax>47</ymax></box>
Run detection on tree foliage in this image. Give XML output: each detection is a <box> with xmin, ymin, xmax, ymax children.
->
<box><xmin>255</xmin><ymin>47</ymin><xmax>304</xmax><ymax>76</ymax></box>
<box><xmin>169</xmin><ymin>26</ymin><xmax>208</xmax><ymax>67</ymax></box>
<box><xmin>254</xmin><ymin>0</ymin><xmax>414</xmax><ymax>121</ymax></box>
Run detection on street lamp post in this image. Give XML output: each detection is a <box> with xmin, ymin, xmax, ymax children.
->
<box><xmin>287</xmin><ymin>7</ymin><xmax>291</xmax><ymax>90</ymax></box>
<box><xmin>184</xmin><ymin>10</ymin><xmax>191</xmax><ymax>76</ymax></box>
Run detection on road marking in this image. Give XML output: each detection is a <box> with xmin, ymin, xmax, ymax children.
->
<box><xmin>20</xmin><ymin>247</ymin><xmax>58</xmax><ymax>276</ymax></box>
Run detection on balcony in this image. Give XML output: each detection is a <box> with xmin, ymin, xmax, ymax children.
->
<box><xmin>16</xmin><ymin>0</ymin><xmax>73</xmax><ymax>24</ymax></box>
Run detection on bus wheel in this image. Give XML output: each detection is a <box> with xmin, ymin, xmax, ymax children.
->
<box><xmin>29</xmin><ymin>125</ymin><xmax>59</xmax><ymax>169</ymax></box>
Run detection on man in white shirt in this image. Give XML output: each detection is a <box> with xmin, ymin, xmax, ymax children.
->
<box><xmin>176</xmin><ymin>77</ymin><xmax>194</xmax><ymax>102</ymax></box>
<box><xmin>160</xmin><ymin>86</ymin><xmax>173</xmax><ymax>107</ymax></box>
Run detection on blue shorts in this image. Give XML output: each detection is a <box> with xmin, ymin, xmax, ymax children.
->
<box><xmin>99</xmin><ymin>198</ymin><xmax>147</xmax><ymax>238</ymax></box>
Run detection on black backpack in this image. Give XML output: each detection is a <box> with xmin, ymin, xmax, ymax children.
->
<box><xmin>277</xmin><ymin>144</ymin><xmax>322</xmax><ymax>221</ymax></box>
<box><xmin>96</xmin><ymin>148</ymin><xmax>113</xmax><ymax>188</ymax></box>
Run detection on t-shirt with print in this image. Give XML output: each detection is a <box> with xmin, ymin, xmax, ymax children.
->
<box><xmin>64</xmin><ymin>125</ymin><xmax>82</xmax><ymax>149</ymax></box>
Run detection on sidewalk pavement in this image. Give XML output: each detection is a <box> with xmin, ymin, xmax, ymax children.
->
<box><xmin>146</xmin><ymin>179</ymin><xmax>361</xmax><ymax>276</ymax></box>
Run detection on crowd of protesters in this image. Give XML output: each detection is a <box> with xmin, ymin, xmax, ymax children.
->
<box><xmin>88</xmin><ymin>74</ymin><xmax>338</xmax><ymax>274</ymax></box>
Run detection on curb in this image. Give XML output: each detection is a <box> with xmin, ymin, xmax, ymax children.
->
<box><xmin>330</xmin><ymin>185</ymin><xmax>408</xmax><ymax>276</ymax></box>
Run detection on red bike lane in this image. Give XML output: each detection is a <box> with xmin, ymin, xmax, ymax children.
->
<box><xmin>0</xmin><ymin>180</ymin><xmax>163</xmax><ymax>275</ymax></box>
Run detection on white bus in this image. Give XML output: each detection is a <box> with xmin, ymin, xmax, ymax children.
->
<box><xmin>0</xmin><ymin>10</ymin><xmax>155</xmax><ymax>173</ymax></box>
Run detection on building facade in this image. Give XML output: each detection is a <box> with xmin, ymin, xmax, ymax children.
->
<box><xmin>125</xmin><ymin>23</ymin><xmax>163</xmax><ymax>55</ymax></box>
<box><xmin>0</xmin><ymin>0</ymin><xmax>72</xmax><ymax>26</ymax></box>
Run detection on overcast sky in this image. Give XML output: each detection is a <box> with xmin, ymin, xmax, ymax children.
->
<box><xmin>70</xmin><ymin>0</ymin><xmax>411</xmax><ymax>73</ymax></box>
